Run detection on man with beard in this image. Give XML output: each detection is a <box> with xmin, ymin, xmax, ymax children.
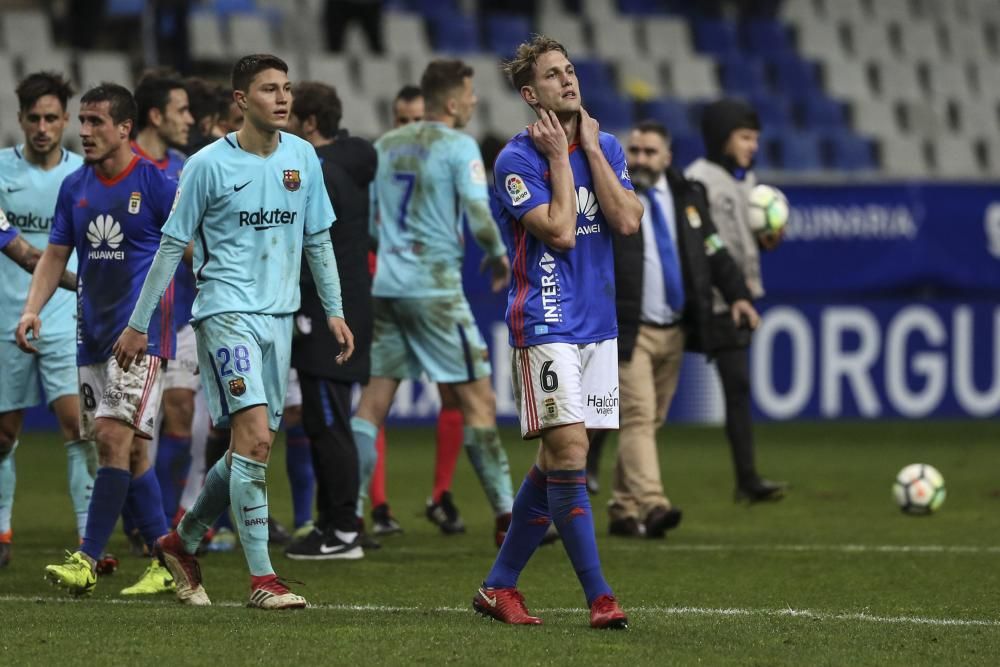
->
<box><xmin>587</xmin><ymin>119</ymin><xmax>758</xmax><ymax>539</ymax></box>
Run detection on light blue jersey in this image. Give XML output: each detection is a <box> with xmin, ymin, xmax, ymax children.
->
<box><xmin>371</xmin><ymin>121</ymin><xmax>504</xmax><ymax>299</ymax></box>
<box><xmin>162</xmin><ymin>132</ymin><xmax>335</xmax><ymax>320</ymax></box>
<box><xmin>0</xmin><ymin>145</ymin><xmax>83</xmax><ymax>340</ymax></box>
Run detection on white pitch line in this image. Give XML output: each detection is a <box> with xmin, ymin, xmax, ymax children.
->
<box><xmin>1</xmin><ymin>595</ymin><xmax>997</xmax><ymax>628</ymax></box>
<box><xmin>605</xmin><ymin>543</ymin><xmax>1000</xmax><ymax>555</ymax></box>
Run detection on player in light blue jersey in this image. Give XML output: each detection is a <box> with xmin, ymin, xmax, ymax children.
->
<box><xmin>351</xmin><ymin>59</ymin><xmax>516</xmax><ymax>548</ymax></box>
<box><xmin>0</xmin><ymin>72</ymin><xmax>93</xmax><ymax>567</ymax></box>
<box><xmin>473</xmin><ymin>36</ymin><xmax>643</xmax><ymax>629</ymax></box>
<box><xmin>19</xmin><ymin>83</ymin><xmax>179</xmax><ymax>597</ymax></box>
<box><xmin>116</xmin><ymin>54</ymin><xmax>353</xmax><ymax>610</ymax></box>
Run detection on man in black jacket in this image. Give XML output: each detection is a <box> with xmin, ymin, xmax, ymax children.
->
<box><xmin>588</xmin><ymin>120</ymin><xmax>759</xmax><ymax>538</ymax></box>
<box><xmin>283</xmin><ymin>81</ymin><xmax>377</xmax><ymax>560</ymax></box>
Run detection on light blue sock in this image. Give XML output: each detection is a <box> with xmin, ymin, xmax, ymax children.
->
<box><xmin>0</xmin><ymin>440</ymin><xmax>17</xmax><ymax>535</ymax></box>
<box><xmin>463</xmin><ymin>426</ymin><xmax>514</xmax><ymax>515</ymax></box>
<box><xmin>230</xmin><ymin>453</ymin><xmax>273</xmax><ymax>577</ymax></box>
<box><xmin>65</xmin><ymin>440</ymin><xmax>96</xmax><ymax>539</ymax></box>
<box><xmin>178</xmin><ymin>456</ymin><xmax>231</xmax><ymax>554</ymax></box>
<box><xmin>351</xmin><ymin>417</ymin><xmax>378</xmax><ymax>517</ymax></box>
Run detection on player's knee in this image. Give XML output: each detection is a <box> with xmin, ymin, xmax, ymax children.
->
<box><xmin>247</xmin><ymin>438</ymin><xmax>271</xmax><ymax>462</ymax></box>
<box><xmin>93</xmin><ymin>420</ymin><xmax>132</xmax><ymax>466</ymax></box>
<box><xmin>162</xmin><ymin>391</ymin><xmax>195</xmax><ymax>435</ymax></box>
<box><xmin>57</xmin><ymin>412</ymin><xmax>81</xmax><ymax>442</ymax></box>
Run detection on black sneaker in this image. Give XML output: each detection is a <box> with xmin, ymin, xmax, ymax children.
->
<box><xmin>371</xmin><ymin>503</ymin><xmax>403</xmax><ymax>536</ymax></box>
<box><xmin>644</xmin><ymin>506</ymin><xmax>683</xmax><ymax>539</ymax></box>
<box><xmin>268</xmin><ymin>516</ymin><xmax>292</xmax><ymax>545</ymax></box>
<box><xmin>426</xmin><ymin>490</ymin><xmax>466</xmax><ymax>534</ymax></box>
<box><xmin>284</xmin><ymin>528</ymin><xmax>364</xmax><ymax>560</ymax></box>
<box><xmin>608</xmin><ymin>516</ymin><xmax>644</xmax><ymax>538</ymax></box>
<box><xmin>735</xmin><ymin>478</ymin><xmax>788</xmax><ymax>504</ymax></box>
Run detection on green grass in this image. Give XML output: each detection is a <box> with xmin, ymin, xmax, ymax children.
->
<box><xmin>2</xmin><ymin>421</ymin><xmax>1000</xmax><ymax>665</ymax></box>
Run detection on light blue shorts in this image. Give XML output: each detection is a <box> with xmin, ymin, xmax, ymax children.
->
<box><xmin>369</xmin><ymin>296</ymin><xmax>492</xmax><ymax>384</ymax></box>
<box><xmin>0</xmin><ymin>335</ymin><xmax>77</xmax><ymax>412</ymax></box>
<box><xmin>194</xmin><ymin>312</ymin><xmax>292</xmax><ymax>431</ymax></box>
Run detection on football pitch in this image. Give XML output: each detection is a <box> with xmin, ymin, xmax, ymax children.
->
<box><xmin>1</xmin><ymin>420</ymin><xmax>999</xmax><ymax>665</ymax></box>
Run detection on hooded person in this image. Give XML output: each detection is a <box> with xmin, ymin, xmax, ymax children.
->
<box><xmin>685</xmin><ymin>98</ymin><xmax>787</xmax><ymax>503</ymax></box>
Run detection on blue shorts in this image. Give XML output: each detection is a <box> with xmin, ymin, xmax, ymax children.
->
<box><xmin>0</xmin><ymin>335</ymin><xmax>77</xmax><ymax>412</ymax></box>
<box><xmin>369</xmin><ymin>296</ymin><xmax>492</xmax><ymax>384</ymax></box>
<box><xmin>194</xmin><ymin>313</ymin><xmax>292</xmax><ymax>431</ymax></box>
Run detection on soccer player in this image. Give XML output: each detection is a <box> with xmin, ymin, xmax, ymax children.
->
<box><xmin>132</xmin><ymin>70</ymin><xmax>196</xmax><ymax>529</ymax></box>
<box><xmin>472</xmin><ymin>36</ymin><xmax>642</xmax><ymax>628</ymax></box>
<box><xmin>115</xmin><ymin>54</ymin><xmax>353</xmax><ymax>609</ymax></box>
<box><xmin>0</xmin><ymin>208</ymin><xmax>77</xmax><ymax>290</ymax></box>
<box><xmin>352</xmin><ymin>59</ymin><xmax>515</xmax><ymax>548</ymax></box>
<box><xmin>0</xmin><ymin>72</ymin><xmax>90</xmax><ymax>568</ymax></box>
<box><xmin>18</xmin><ymin>83</ymin><xmax>178</xmax><ymax>596</ymax></box>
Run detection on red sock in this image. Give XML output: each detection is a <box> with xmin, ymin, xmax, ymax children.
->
<box><xmin>370</xmin><ymin>427</ymin><xmax>387</xmax><ymax>508</ymax></box>
<box><xmin>432</xmin><ymin>408</ymin><xmax>464</xmax><ymax>504</ymax></box>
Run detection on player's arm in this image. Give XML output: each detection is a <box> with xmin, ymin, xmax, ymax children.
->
<box><xmin>519</xmin><ymin>110</ymin><xmax>577</xmax><ymax>250</ymax></box>
<box><xmin>578</xmin><ymin>108</ymin><xmax>642</xmax><ymax>236</ymax></box>
<box><xmin>454</xmin><ymin>141</ymin><xmax>510</xmax><ymax>292</ymax></box>
<box><xmin>303</xmin><ymin>230</ymin><xmax>353</xmax><ymax>363</ymax></box>
<box><xmin>113</xmin><ymin>233</ymin><xmax>187</xmax><ymax>370</ymax></box>
<box><xmin>2</xmin><ymin>235</ymin><xmax>76</xmax><ymax>289</ymax></box>
<box><xmin>17</xmin><ymin>243</ymin><xmax>73</xmax><ymax>353</ymax></box>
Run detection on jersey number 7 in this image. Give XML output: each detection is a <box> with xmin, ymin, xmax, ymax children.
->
<box><xmin>392</xmin><ymin>172</ymin><xmax>416</xmax><ymax>231</ymax></box>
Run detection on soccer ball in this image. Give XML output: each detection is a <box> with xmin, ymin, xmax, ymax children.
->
<box><xmin>747</xmin><ymin>184</ymin><xmax>789</xmax><ymax>235</ymax></box>
<box><xmin>892</xmin><ymin>463</ymin><xmax>946</xmax><ymax>515</ymax></box>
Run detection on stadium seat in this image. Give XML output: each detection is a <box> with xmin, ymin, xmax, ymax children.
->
<box><xmin>637</xmin><ymin>98</ymin><xmax>693</xmax><ymax>135</ymax></box>
<box><xmin>384</xmin><ymin>12</ymin><xmax>433</xmax><ymax>57</ymax></box>
<box><xmin>824</xmin><ymin>130</ymin><xmax>876</xmax><ymax>170</ymax></box>
<box><xmin>718</xmin><ymin>58</ymin><xmax>769</xmax><ymax>97</ymax></box>
<box><xmin>692</xmin><ymin>19</ymin><xmax>742</xmax><ymax>56</ymax></box>
<box><xmin>581</xmin><ymin>0</ymin><xmax>618</xmax><ymax>22</ymax></box>
<box><xmin>429</xmin><ymin>14</ymin><xmax>480</xmax><ymax>53</ymax></box>
<box><xmin>78</xmin><ymin>51</ymin><xmax>133</xmax><ymax>90</ymax></box>
<box><xmin>209</xmin><ymin>0</ymin><xmax>256</xmax><ymax>13</ymax></box>
<box><xmin>538</xmin><ymin>14</ymin><xmax>589</xmax><ymax>57</ymax></box>
<box><xmin>898</xmin><ymin>100</ymin><xmax>948</xmax><ymax>137</ymax></box>
<box><xmin>356</xmin><ymin>57</ymin><xmax>406</xmax><ymax>100</ymax></box>
<box><xmin>583</xmin><ymin>94</ymin><xmax>634</xmax><ymax>132</ymax></box>
<box><xmin>850</xmin><ymin>98</ymin><xmax>900</xmax><ymax>138</ymax></box>
<box><xmin>592</xmin><ymin>18</ymin><xmax>642</xmax><ymax>61</ymax></box>
<box><xmin>816</xmin><ymin>0</ymin><xmax>866</xmax><ymax>23</ymax></box>
<box><xmin>771</xmin><ymin>130</ymin><xmax>824</xmax><ymax>170</ymax></box>
<box><xmin>930</xmin><ymin>136</ymin><xmax>980</xmax><ymax>176</ymax></box>
<box><xmin>978</xmin><ymin>135</ymin><xmax>1000</xmax><ymax>177</ymax></box>
<box><xmin>893</xmin><ymin>20</ymin><xmax>946</xmax><ymax>62</ymax></box>
<box><xmin>743</xmin><ymin>19</ymin><xmax>795</xmax><ymax>55</ymax></box>
<box><xmin>797</xmin><ymin>96</ymin><xmax>846</xmax><ymax>129</ymax></box>
<box><xmin>794</xmin><ymin>20</ymin><xmax>848</xmax><ymax>62</ymax></box>
<box><xmin>844</xmin><ymin>21</ymin><xmax>896</xmax><ymax>60</ymax></box>
<box><xmin>879</xmin><ymin>135</ymin><xmax>931</xmax><ymax>176</ymax></box>
<box><xmin>105</xmin><ymin>0</ymin><xmax>145</xmax><ymax>17</ymax></box>
<box><xmin>769</xmin><ymin>55</ymin><xmax>822</xmax><ymax>92</ymax></box>
<box><xmin>870</xmin><ymin>59</ymin><xmax>924</xmax><ymax>100</ymax></box>
<box><xmin>24</xmin><ymin>50</ymin><xmax>74</xmax><ymax>84</ymax></box>
<box><xmin>618</xmin><ymin>0</ymin><xmax>671</xmax><ymax>14</ymax></box>
<box><xmin>307</xmin><ymin>55</ymin><xmax>357</xmax><ymax>96</ymax></box>
<box><xmin>821</xmin><ymin>57</ymin><xmax>872</xmax><ymax>100</ymax></box>
<box><xmin>0</xmin><ymin>54</ymin><xmax>16</xmax><ymax>93</ymax></box>
<box><xmin>339</xmin><ymin>92</ymin><xmax>380</xmax><ymax>139</ymax></box>
<box><xmin>484</xmin><ymin>91</ymin><xmax>536</xmax><ymax>136</ymax></box>
<box><xmin>923</xmin><ymin>61</ymin><xmax>975</xmax><ymax>100</ymax></box>
<box><xmin>745</xmin><ymin>93</ymin><xmax>792</xmax><ymax>129</ymax></box>
<box><xmin>643</xmin><ymin>17</ymin><xmax>696</xmax><ymax>60</ymax></box>
<box><xmin>188</xmin><ymin>11</ymin><xmax>228</xmax><ymax>62</ymax></box>
<box><xmin>613</xmin><ymin>57</ymin><xmax>664</xmax><ymax>99</ymax></box>
<box><xmin>938</xmin><ymin>21</ymin><xmax>994</xmax><ymax>61</ymax></box>
<box><xmin>484</xmin><ymin>14</ymin><xmax>533</xmax><ymax>58</ymax></box>
<box><xmin>865</xmin><ymin>0</ymin><xmax>914</xmax><ymax>24</ymax></box>
<box><xmin>572</xmin><ymin>59</ymin><xmax>617</xmax><ymax>99</ymax></box>
<box><xmin>227</xmin><ymin>13</ymin><xmax>279</xmax><ymax>57</ymax></box>
<box><xmin>667</xmin><ymin>59</ymin><xmax>721</xmax><ymax>99</ymax></box>
<box><xmin>972</xmin><ymin>62</ymin><xmax>1000</xmax><ymax>101</ymax></box>
<box><xmin>670</xmin><ymin>132</ymin><xmax>705</xmax><ymax>169</ymax></box>
<box><xmin>953</xmin><ymin>97</ymin><xmax>1000</xmax><ymax>136</ymax></box>
<box><xmin>1</xmin><ymin>9</ymin><xmax>55</xmax><ymax>57</ymax></box>
<box><xmin>462</xmin><ymin>54</ymin><xmax>509</xmax><ymax>97</ymax></box>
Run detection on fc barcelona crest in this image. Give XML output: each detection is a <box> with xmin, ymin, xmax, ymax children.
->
<box><xmin>283</xmin><ymin>169</ymin><xmax>301</xmax><ymax>191</ymax></box>
<box><xmin>229</xmin><ymin>378</ymin><xmax>246</xmax><ymax>396</ymax></box>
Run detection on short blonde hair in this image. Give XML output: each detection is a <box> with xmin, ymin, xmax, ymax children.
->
<box><xmin>502</xmin><ymin>35</ymin><xmax>568</xmax><ymax>92</ymax></box>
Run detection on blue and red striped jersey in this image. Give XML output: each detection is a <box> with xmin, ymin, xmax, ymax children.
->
<box><xmin>50</xmin><ymin>156</ymin><xmax>178</xmax><ymax>365</ymax></box>
<box><xmin>492</xmin><ymin>129</ymin><xmax>632</xmax><ymax>348</ymax></box>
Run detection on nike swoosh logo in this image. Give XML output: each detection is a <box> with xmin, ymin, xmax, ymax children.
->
<box><xmin>6</xmin><ymin>186</ymin><xmax>24</xmax><ymax>193</ymax></box>
<box><xmin>234</xmin><ymin>180</ymin><xmax>252</xmax><ymax>192</ymax></box>
<box><xmin>319</xmin><ymin>543</ymin><xmax>348</xmax><ymax>554</ymax></box>
<box><xmin>478</xmin><ymin>589</ymin><xmax>497</xmax><ymax>608</ymax></box>
<box><xmin>242</xmin><ymin>504</ymin><xmax>267</xmax><ymax>513</ymax></box>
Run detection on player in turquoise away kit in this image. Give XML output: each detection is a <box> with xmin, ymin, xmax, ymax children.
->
<box><xmin>351</xmin><ymin>59</ymin><xmax>516</xmax><ymax>548</ymax></box>
<box><xmin>0</xmin><ymin>72</ymin><xmax>90</xmax><ymax>568</ymax></box>
<box><xmin>472</xmin><ymin>36</ymin><xmax>643</xmax><ymax>629</ymax></box>
<box><xmin>116</xmin><ymin>54</ymin><xmax>354</xmax><ymax>610</ymax></box>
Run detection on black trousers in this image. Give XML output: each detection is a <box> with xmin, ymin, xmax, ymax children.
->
<box><xmin>713</xmin><ymin>346</ymin><xmax>758</xmax><ymax>486</ymax></box>
<box><xmin>298</xmin><ymin>372</ymin><xmax>359</xmax><ymax>533</ymax></box>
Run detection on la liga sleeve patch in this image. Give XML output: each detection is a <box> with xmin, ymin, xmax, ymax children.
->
<box><xmin>505</xmin><ymin>173</ymin><xmax>531</xmax><ymax>205</ymax></box>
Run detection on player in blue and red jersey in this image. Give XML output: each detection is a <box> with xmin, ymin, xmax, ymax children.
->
<box><xmin>473</xmin><ymin>36</ymin><xmax>643</xmax><ymax>629</ymax></box>
<box><xmin>17</xmin><ymin>83</ymin><xmax>179</xmax><ymax>597</ymax></box>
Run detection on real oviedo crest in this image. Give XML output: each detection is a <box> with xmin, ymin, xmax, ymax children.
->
<box><xmin>283</xmin><ymin>169</ymin><xmax>301</xmax><ymax>191</ymax></box>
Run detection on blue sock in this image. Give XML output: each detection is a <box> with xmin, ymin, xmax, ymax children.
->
<box><xmin>463</xmin><ymin>426</ymin><xmax>514</xmax><ymax>515</ymax></box>
<box><xmin>65</xmin><ymin>440</ymin><xmax>95</xmax><ymax>539</ymax></box>
<box><xmin>179</xmin><ymin>456</ymin><xmax>232</xmax><ymax>554</ymax></box>
<box><xmin>485</xmin><ymin>466</ymin><xmax>551</xmax><ymax>589</ymax></box>
<box><xmin>154</xmin><ymin>433</ymin><xmax>192</xmax><ymax>524</ymax></box>
<box><xmin>126</xmin><ymin>467</ymin><xmax>169</xmax><ymax>550</ymax></box>
<box><xmin>547</xmin><ymin>469</ymin><xmax>612</xmax><ymax>605</ymax></box>
<box><xmin>0</xmin><ymin>441</ymin><xmax>17</xmax><ymax>535</ymax></box>
<box><xmin>81</xmin><ymin>467</ymin><xmax>132</xmax><ymax>561</ymax></box>
<box><xmin>284</xmin><ymin>423</ymin><xmax>314</xmax><ymax>528</ymax></box>
<box><xmin>351</xmin><ymin>417</ymin><xmax>377</xmax><ymax>517</ymax></box>
<box><xmin>230</xmin><ymin>453</ymin><xmax>273</xmax><ymax>577</ymax></box>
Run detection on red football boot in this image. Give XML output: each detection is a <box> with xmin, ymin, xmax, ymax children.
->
<box><xmin>473</xmin><ymin>585</ymin><xmax>543</xmax><ymax>625</ymax></box>
<box><xmin>590</xmin><ymin>594</ymin><xmax>628</xmax><ymax>629</ymax></box>
<box><xmin>154</xmin><ymin>531</ymin><xmax>211</xmax><ymax>606</ymax></box>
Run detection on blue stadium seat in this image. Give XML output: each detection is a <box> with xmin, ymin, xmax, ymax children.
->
<box><xmin>573</xmin><ymin>59</ymin><xmax>617</xmax><ymax>99</ymax></box>
<box><xmin>768</xmin><ymin>55</ymin><xmax>821</xmax><ymax>92</ymax></box>
<box><xmin>670</xmin><ymin>132</ymin><xmax>705</xmax><ymax>169</ymax></box>
<box><xmin>745</xmin><ymin>93</ymin><xmax>792</xmax><ymax>130</ymax></box>
<box><xmin>719</xmin><ymin>59</ymin><xmax>769</xmax><ymax>97</ymax></box>
<box><xmin>484</xmin><ymin>14</ymin><xmax>533</xmax><ymax>58</ymax></box>
<box><xmin>638</xmin><ymin>98</ymin><xmax>693</xmax><ymax>135</ymax></box>
<box><xmin>585</xmin><ymin>94</ymin><xmax>634</xmax><ymax>132</ymax></box>
<box><xmin>209</xmin><ymin>0</ymin><xmax>255</xmax><ymax>14</ymax></box>
<box><xmin>406</xmin><ymin>0</ymin><xmax>462</xmax><ymax>19</ymax></box>
<box><xmin>692</xmin><ymin>19</ymin><xmax>741</xmax><ymax>56</ymax></box>
<box><xmin>772</xmin><ymin>130</ymin><xmax>823</xmax><ymax>170</ymax></box>
<box><xmin>825</xmin><ymin>131</ymin><xmax>876</xmax><ymax>170</ymax></box>
<box><xmin>106</xmin><ymin>0</ymin><xmax>144</xmax><ymax>17</ymax></box>
<box><xmin>797</xmin><ymin>96</ymin><xmax>846</xmax><ymax>129</ymax></box>
<box><xmin>617</xmin><ymin>0</ymin><xmax>671</xmax><ymax>15</ymax></box>
<box><xmin>430</xmin><ymin>14</ymin><xmax>480</xmax><ymax>53</ymax></box>
<box><xmin>742</xmin><ymin>19</ymin><xmax>794</xmax><ymax>55</ymax></box>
